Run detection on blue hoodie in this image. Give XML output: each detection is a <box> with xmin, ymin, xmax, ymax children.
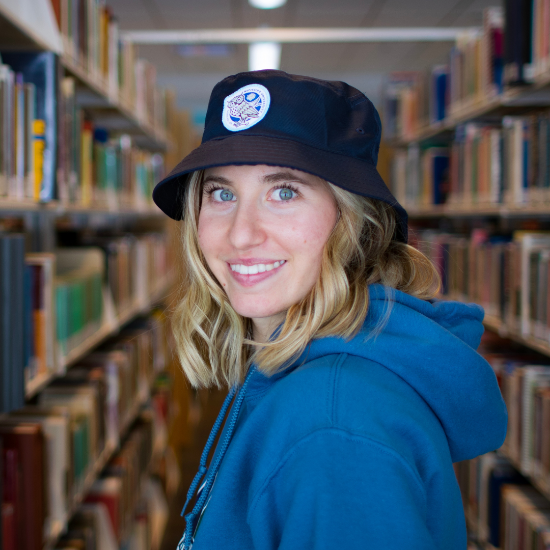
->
<box><xmin>178</xmin><ymin>284</ymin><xmax>508</xmax><ymax>550</ymax></box>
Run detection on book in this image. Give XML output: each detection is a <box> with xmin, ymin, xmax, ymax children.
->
<box><xmin>0</xmin><ymin>234</ymin><xmax>26</xmax><ymax>414</ymax></box>
<box><xmin>0</xmin><ymin>423</ymin><xmax>45</xmax><ymax>550</ymax></box>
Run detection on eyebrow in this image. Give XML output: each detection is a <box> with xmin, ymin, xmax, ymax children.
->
<box><xmin>202</xmin><ymin>170</ymin><xmax>313</xmax><ymax>187</ymax></box>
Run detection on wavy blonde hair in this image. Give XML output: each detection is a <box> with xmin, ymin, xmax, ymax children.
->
<box><xmin>172</xmin><ymin>169</ymin><xmax>441</xmax><ymax>388</ymax></box>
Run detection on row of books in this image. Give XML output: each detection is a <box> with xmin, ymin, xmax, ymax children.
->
<box><xmin>57</xmin><ymin>76</ymin><xmax>165</xmax><ymax>209</ymax></box>
<box><xmin>47</xmin><ymin>475</ymin><xmax>168</xmax><ymax>550</ymax></box>
<box><xmin>0</xmin><ymin>53</ymin><xmax>57</xmax><ymax>202</ymax></box>
<box><xmin>390</xmin><ymin>110</ymin><xmax>550</xmax><ymax>208</ymax></box>
<box><xmin>411</xmin><ymin>229</ymin><xmax>550</xmax><ymax>344</ymax></box>
<box><xmin>453</xmin><ymin>332</ymin><xmax>550</xmax><ymax>549</ymax></box>
<box><xmin>0</xmin><ymin>231</ymin><xmax>172</xmax><ymax>413</ymax></box>
<box><xmin>383</xmin><ymin>7</ymin><xmax>504</xmax><ymax>140</ymax></box>
<box><xmin>0</xmin><ymin>311</ymin><xmax>171</xmax><ymax>550</ymax></box>
<box><xmin>383</xmin><ymin>0</ymin><xmax>549</xmax><ymax>142</ymax></box>
<box><xmin>52</xmin><ymin>0</ymin><xmax>167</xmax><ymax>134</ymax></box>
<box><xmin>0</xmin><ymin>53</ymin><xmax>166</xmax><ymax>208</ymax></box>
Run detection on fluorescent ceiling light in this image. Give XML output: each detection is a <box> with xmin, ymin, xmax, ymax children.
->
<box><xmin>123</xmin><ymin>27</ymin><xmax>478</xmax><ymax>45</ymax></box>
<box><xmin>249</xmin><ymin>0</ymin><xmax>287</xmax><ymax>9</ymax></box>
<box><xmin>249</xmin><ymin>42</ymin><xmax>281</xmax><ymax>71</ymax></box>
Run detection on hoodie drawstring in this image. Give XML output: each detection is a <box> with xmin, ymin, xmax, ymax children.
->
<box><xmin>180</xmin><ymin>365</ymin><xmax>257</xmax><ymax>549</ymax></box>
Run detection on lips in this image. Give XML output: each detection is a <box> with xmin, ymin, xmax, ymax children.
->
<box><xmin>227</xmin><ymin>259</ymin><xmax>286</xmax><ymax>287</ymax></box>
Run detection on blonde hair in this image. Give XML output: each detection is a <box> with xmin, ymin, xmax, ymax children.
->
<box><xmin>172</xmin><ymin>169</ymin><xmax>441</xmax><ymax>388</ymax></box>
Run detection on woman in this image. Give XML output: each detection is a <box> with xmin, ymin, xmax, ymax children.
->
<box><xmin>153</xmin><ymin>70</ymin><xmax>507</xmax><ymax>550</ymax></box>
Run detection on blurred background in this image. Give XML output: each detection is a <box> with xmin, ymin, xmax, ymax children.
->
<box><xmin>1</xmin><ymin>0</ymin><xmax>550</xmax><ymax>549</ymax></box>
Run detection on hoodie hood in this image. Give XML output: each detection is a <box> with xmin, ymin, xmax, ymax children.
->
<box><xmin>246</xmin><ymin>283</ymin><xmax>507</xmax><ymax>463</ymax></box>
<box><xmin>179</xmin><ymin>284</ymin><xmax>507</xmax><ymax>549</ymax></box>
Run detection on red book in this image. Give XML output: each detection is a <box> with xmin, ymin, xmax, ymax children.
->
<box><xmin>0</xmin><ymin>424</ymin><xmax>44</xmax><ymax>550</ymax></box>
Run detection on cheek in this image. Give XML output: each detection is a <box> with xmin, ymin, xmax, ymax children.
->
<box><xmin>283</xmin><ymin>206</ymin><xmax>337</xmax><ymax>265</ymax></box>
<box><xmin>197</xmin><ymin>213</ymin><xmax>222</xmax><ymax>267</ymax></box>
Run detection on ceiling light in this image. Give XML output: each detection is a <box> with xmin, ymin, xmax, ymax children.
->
<box><xmin>248</xmin><ymin>0</ymin><xmax>287</xmax><ymax>9</ymax></box>
<box><xmin>248</xmin><ymin>42</ymin><xmax>281</xmax><ymax>71</ymax></box>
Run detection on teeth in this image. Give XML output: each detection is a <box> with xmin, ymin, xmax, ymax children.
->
<box><xmin>229</xmin><ymin>260</ymin><xmax>285</xmax><ymax>275</ymax></box>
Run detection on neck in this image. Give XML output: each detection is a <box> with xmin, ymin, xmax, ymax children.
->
<box><xmin>252</xmin><ymin>312</ymin><xmax>286</xmax><ymax>343</ymax></box>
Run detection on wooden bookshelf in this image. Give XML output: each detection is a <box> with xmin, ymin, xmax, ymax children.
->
<box><xmin>385</xmin><ymin>68</ymin><xmax>550</xmax><ymax>147</ymax></box>
<box><xmin>406</xmin><ymin>203</ymin><xmax>550</xmax><ymax>219</ymax></box>
<box><xmin>0</xmin><ymin>198</ymin><xmax>165</xmax><ymax>218</ymax></box>
<box><xmin>25</xmin><ymin>272</ymin><xmax>175</xmax><ymax>400</ymax></box>
<box><xmin>0</xmin><ymin>0</ymin><xmax>61</xmax><ymax>52</ymax></box>
<box><xmin>60</xmin><ymin>54</ymin><xmax>168</xmax><ymax>152</ymax></box>
<box><xmin>42</xmin><ymin>387</ymin><xmax>150</xmax><ymax>550</ymax></box>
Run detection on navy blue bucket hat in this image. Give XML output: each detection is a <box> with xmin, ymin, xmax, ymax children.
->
<box><xmin>152</xmin><ymin>70</ymin><xmax>408</xmax><ymax>243</ymax></box>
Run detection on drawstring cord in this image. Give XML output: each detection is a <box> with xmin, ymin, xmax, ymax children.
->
<box><xmin>179</xmin><ymin>365</ymin><xmax>257</xmax><ymax>549</ymax></box>
<box><xmin>180</xmin><ymin>385</ymin><xmax>237</xmax><ymax>518</ymax></box>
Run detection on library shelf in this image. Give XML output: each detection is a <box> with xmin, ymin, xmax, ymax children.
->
<box><xmin>60</xmin><ymin>54</ymin><xmax>169</xmax><ymax>152</ymax></box>
<box><xmin>385</xmin><ymin>67</ymin><xmax>550</xmax><ymax>147</ymax></box>
<box><xmin>25</xmin><ymin>272</ymin><xmax>175</xmax><ymax>400</ymax></box>
<box><xmin>0</xmin><ymin>1</ymin><xmax>60</xmax><ymax>52</ymax></box>
<box><xmin>470</xmin><ymin>310</ymin><xmax>550</xmax><ymax>361</ymax></box>
<box><xmin>0</xmin><ymin>198</ymin><xmax>165</xmax><ymax>217</ymax></box>
<box><xmin>406</xmin><ymin>203</ymin><xmax>550</xmax><ymax>219</ymax></box>
<box><xmin>42</xmin><ymin>387</ymin><xmax>151</xmax><ymax>550</ymax></box>
<box><xmin>496</xmin><ymin>446</ymin><xmax>550</xmax><ymax>510</ymax></box>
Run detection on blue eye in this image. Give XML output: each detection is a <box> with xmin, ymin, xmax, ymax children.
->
<box><xmin>213</xmin><ymin>189</ymin><xmax>235</xmax><ymax>202</ymax></box>
<box><xmin>273</xmin><ymin>188</ymin><xmax>295</xmax><ymax>201</ymax></box>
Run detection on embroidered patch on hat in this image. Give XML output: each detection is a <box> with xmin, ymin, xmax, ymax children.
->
<box><xmin>222</xmin><ymin>84</ymin><xmax>271</xmax><ymax>132</ymax></box>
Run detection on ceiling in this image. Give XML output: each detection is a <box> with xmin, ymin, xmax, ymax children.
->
<box><xmin>108</xmin><ymin>0</ymin><xmax>502</xmax><ymax>120</ymax></box>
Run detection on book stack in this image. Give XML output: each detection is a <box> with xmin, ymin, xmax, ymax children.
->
<box><xmin>0</xmin><ymin>52</ymin><xmax>57</xmax><ymax>203</ymax></box>
<box><xmin>450</xmin><ymin>8</ymin><xmax>504</xmax><ymax>115</ymax></box>
<box><xmin>55</xmin><ymin>0</ymin><xmax>166</xmax><ymax>134</ymax></box>
<box><xmin>383</xmin><ymin>72</ymin><xmax>428</xmax><ymax>141</ymax></box>
<box><xmin>57</xmin><ymin>76</ymin><xmax>165</xmax><ymax>209</ymax></box>
<box><xmin>0</xmin><ymin>231</ymin><xmax>172</xmax><ymax>413</ymax></box>
<box><xmin>390</xmin><ymin>109</ymin><xmax>550</xmax><ymax>209</ymax></box>
<box><xmin>0</xmin><ymin>311</ymin><xmax>172</xmax><ymax>549</ymax></box>
<box><xmin>454</xmin><ymin>452</ymin><xmax>526</xmax><ymax>548</ymax></box>
<box><xmin>383</xmin><ymin>7</ymin><xmax>504</xmax><ymax>141</ymax></box>
<box><xmin>500</xmin><ymin>485</ymin><xmax>550</xmax><ymax>548</ymax></box>
<box><xmin>451</xmin><ymin>332</ymin><xmax>550</xmax><ymax>548</ymax></box>
<box><xmin>55</xmin><ymin>248</ymin><xmax>105</xmax><ymax>360</ymax></box>
<box><xmin>410</xmin><ymin>228</ymin><xmax>550</xmax><ymax>343</ymax></box>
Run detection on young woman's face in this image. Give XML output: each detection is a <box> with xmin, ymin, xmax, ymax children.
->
<box><xmin>197</xmin><ymin>164</ymin><xmax>339</xmax><ymax>339</ymax></box>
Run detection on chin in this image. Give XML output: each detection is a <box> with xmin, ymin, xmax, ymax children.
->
<box><xmin>230</xmin><ymin>299</ymin><xmax>286</xmax><ymax>321</ymax></box>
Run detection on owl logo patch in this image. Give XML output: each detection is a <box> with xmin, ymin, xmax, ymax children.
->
<box><xmin>222</xmin><ymin>84</ymin><xmax>271</xmax><ymax>132</ymax></box>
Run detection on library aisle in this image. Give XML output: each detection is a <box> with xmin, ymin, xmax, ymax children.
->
<box><xmin>2</xmin><ymin>0</ymin><xmax>550</xmax><ymax>548</ymax></box>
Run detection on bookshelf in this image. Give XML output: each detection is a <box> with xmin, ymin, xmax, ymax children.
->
<box><xmin>24</xmin><ymin>271</ymin><xmax>175</xmax><ymax>400</ymax></box>
<box><xmin>59</xmin><ymin>53</ymin><xmax>169</xmax><ymax>151</ymax></box>
<box><xmin>385</xmin><ymin>63</ymin><xmax>550</xmax><ymax>148</ymax></box>
<box><xmin>383</xmin><ymin>3</ymin><xmax>550</xmax><ymax>547</ymax></box>
<box><xmin>0</xmin><ymin>1</ymin><xmax>192</xmax><ymax>550</ymax></box>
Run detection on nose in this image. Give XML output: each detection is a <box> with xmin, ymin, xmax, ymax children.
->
<box><xmin>228</xmin><ymin>199</ymin><xmax>267</xmax><ymax>250</ymax></box>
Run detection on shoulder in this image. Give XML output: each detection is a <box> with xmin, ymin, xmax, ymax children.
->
<box><xmin>262</xmin><ymin>353</ymin><xmax>446</xmax><ymax>464</ymax></box>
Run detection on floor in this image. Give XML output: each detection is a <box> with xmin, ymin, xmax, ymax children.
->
<box><xmin>160</xmin><ymin>388</ymin><xmax>227</xmax><ymax>550</ymax></box>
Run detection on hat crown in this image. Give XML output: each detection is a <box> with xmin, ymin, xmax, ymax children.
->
<box><xmin>203</xmin><ymin>70</ymin><xmax>382</xmax><ymax>166</ymax></box>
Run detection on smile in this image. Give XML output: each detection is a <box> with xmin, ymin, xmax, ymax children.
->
<box><xmin>230</xmin><ymin>260</ymin><xmax>286</xmax><ymax>275</ymax></box>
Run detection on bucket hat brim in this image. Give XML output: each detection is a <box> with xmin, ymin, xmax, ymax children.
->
<box><xmin>152</xmin><ymin>134</ymin><xmax>408</xmax><ymax>243</ymax></box>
